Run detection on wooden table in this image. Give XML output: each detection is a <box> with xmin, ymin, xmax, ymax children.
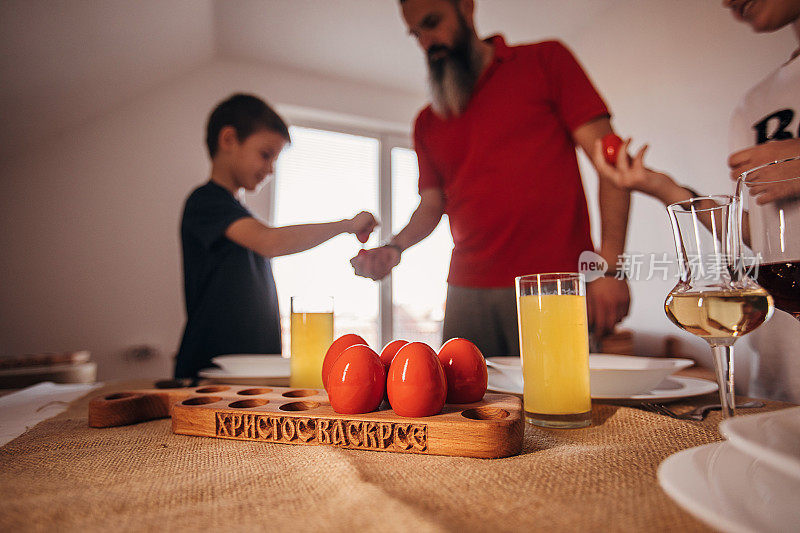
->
<box><xmin>0</xmin><ymin>379</ymin><xmax>793</xmax><ymax>532</ymax></box>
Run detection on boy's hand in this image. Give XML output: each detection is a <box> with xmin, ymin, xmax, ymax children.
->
<box><xmin>347</xmin><ymin>211</ymin><xmax>379</xmax><ymax>243</ymax></box>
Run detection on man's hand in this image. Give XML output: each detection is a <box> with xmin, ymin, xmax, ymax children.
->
<box><xmin>350</xmin><ymin>245</ymin><xmax>401</xmax><ymax>281</ymax></box>
<box><xmin>347</xmin><ymin>211</ymin><xmax>379</xmax><ymax>243</ymax></box>
<box><xmin>586</xmin><ymin>276</ymin><xmax>630</xmax><ymax>337</ymax></box>
<box><xmin>728</xmin><ymin>138</ymin><xmax>800</xmax><ymax>180</ymax></box>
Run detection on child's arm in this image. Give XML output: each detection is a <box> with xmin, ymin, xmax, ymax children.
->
<box><xmin>225</xmin><ymin>211</ymin><xmax>377</xmax><ymax>258</ymax></box>
<box><xmin>591</xmin><ymin>138</ymin><xmax>694</xmax><ymax>206</ymax></box>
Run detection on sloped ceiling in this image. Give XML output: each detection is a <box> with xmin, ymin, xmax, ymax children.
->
<box><xmin>0</xmin><ymin>0</ymin><xmax>619</xmax><ymax>161</ymax></box>
<box><xmin>214</xmin><ymin>0</ymin><xmax>621</xmax><ymax>94</ymax></box>
<box><xmin>0</xmin><ymin>0</ymin><xmax>216</xmax><ymax>161</ymax></box>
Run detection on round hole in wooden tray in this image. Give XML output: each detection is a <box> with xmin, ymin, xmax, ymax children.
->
<box><xmin>461</xmin><ymin>407</ymin><xmax>509</xmax><ymax>421</ymax></box>
<box><xmin>279</xmin><ymin>401</ymin><xmax>320</xmax><ymax>412</ymax></box>
<box><xmin>105</xmin><ymin>393</ymin><xmax>136</xmax><ymax>401</ymax></box>
<box><xmin>237</xmin><ymin>388</ymin><xmax>273</xmax><ymax>396</ymax></box>
<box><xmin>229</xmin><ymin>399</ymin><xmax>269</xmax><ymax>409</ymax></box>
<box><xmin>182</xmin><ymin>396</ymin><xmax>222</xmax><ymax>406</ymax></box>
<box><xmin>282</xmin><ymin>389</ymin><xmax>318</xmax><ymax>398</ymax></box>
<box><xmin>195</xmin><ymin>386</ymin><xmax>230</xmax><ymax>393</ymax></box>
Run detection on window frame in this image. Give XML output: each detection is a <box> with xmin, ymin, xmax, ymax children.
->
<box><xmin>267</xmin><ymin>117</ymin><xmax>413</xmax><ymax>347</ymax></box>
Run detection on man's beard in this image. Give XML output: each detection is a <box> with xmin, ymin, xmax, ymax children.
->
<box><xmin>426</xmin><ymin>21</ymin><xmax>482</xmax><ymax>118</ymax></box>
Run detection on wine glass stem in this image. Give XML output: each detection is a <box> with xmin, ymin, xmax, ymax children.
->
<box><xmin>710</xmin><ymin>345</ymin><xmax>736</xmax><ymax>418</ymax></box>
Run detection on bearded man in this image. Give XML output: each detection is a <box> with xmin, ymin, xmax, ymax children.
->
<box><xmin>353</xmin><ymin>0</ymin><xmax>631</xmax><ymax>356</ymax></box>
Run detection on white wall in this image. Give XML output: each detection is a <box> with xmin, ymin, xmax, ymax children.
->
<box><xmin>0</xmin><ymin>1</ymin><xmax>794</xmax><ymax>387</ymax></box>
<box><xmin>0</xmin><ymin>59</ymin><xmax>423</xmax><ymax>380</ymax></box>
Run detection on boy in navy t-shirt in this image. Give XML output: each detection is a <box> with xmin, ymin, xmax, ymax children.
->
<box><xmin>176</xmin><ymin>93</ymin><xmax>377</xmax><ymax>378</ymax></box>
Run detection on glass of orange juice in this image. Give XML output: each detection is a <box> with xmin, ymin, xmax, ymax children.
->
<box><xmin>290</xmin><ymin>295</ymin><xmax>334</xmax><ymax>388</ymax></box>
<box><xmin>515</xmin><ymin>273</ymin><xmax>591</xmax><ymax>428</ymax></box>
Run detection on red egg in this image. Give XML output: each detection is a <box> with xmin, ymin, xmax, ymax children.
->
<box><xmin>387</xmin><ymin>342</ymin><xmax>447</xmax><ymax>418</ymax></box>
<box><xmin>321</xmin><ymin>333</ymin><xmax>367</xmax><ymax>390</ymax></box>
<box><xmin>327</xmin><ymin>345</ymin><xmax>385</xmax><ymax>414</ymax></box>
<box><xmin>602</xmin><ymin>133</ymin><xmax>623</xmax><ymax>165</ymax></box>
<box><xmin>379</xmin><ymin>339</ymin><xmax>409</xmax><ymax>369</ymax></box>
<box><xmin>379</xmin><ymin>339</ymin><xmax>409</xmax><ymax>402</ymax></box>
<box><xmin>437</xmin><ymin>338</ymin><xmax>488</xmax><ymax>404</ymax></box>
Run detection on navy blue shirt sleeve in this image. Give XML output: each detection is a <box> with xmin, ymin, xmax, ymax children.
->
<box><xmin>183</xmin><ymin>184</ymin><xmax>252</xmax><ymax>250</ymax></box>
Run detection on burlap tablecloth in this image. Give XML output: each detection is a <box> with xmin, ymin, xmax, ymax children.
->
<box><xmin>0</xmin><ymin>380</ymin><xmax>792</xmax><ymax>532</ymax></box>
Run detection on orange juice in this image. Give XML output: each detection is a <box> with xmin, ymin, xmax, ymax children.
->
<box><xmin>517</xmin><ymin>294</ymin><xmax>591</xmax><ymax>420</ymax></box>
<box><xmin>290</xmin><ymin>311</ymin><xmax>333</xmax><ymax>388</ymax></box>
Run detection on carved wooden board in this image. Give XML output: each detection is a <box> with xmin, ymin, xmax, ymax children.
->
<box><xmin>89</xmin><ymin>384</ymin><xmax>524</xmax><ymax>458</ymax></box>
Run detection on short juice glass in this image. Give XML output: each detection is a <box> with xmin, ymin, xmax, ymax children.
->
<box><xmin>290</xmin><ymin>296</ymin><xmax>334</xmax><ymax>388</ymax></box>
<box><xmin>515</xmin><ymin>273</ymin><xmax>591</xmax><ymax>428</ymax></box>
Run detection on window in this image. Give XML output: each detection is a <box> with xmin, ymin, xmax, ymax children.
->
<box><xmin>271</xmin><ymin>125</ymin><xmax>453</xmax><ymax>352</ymax></box>
<box><xmin>272</xmin><ymin>127</ymin><xmax>380</xmax><ymax>351</ymax></box>
<box><xmin>390</xmin><ymin>147</ymin><xmax>452</xmax><ymax>349</ymax></box>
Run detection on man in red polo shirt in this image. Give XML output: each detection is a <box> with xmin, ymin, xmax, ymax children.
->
<box><xmin>353</xmin><ymin>0</ymin><xmax>631</xmax><ymax>356</ymax></box>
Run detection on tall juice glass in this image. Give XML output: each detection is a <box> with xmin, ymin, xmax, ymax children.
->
<box><xmin>290</xmin><ymin>296</ymin><xmax>334</xmax><ymax>388</ymax></box>
<box><xmin>515</xmin><ymin>273</ymin><xmax>591</xmax><ymax>428</ymax></box>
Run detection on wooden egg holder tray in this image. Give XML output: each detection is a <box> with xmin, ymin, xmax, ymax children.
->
<box><xmin>89</xmin><ymin>384</ymin><xmax>524</xmax><ymax>458</ymax></box>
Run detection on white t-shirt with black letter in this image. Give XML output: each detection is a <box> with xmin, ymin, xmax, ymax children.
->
<box><xmin>729</xmin><ymin>54</ymin><xmax>800</xmax><ymax>403</ymax></box>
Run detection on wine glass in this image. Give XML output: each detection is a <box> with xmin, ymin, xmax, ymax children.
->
<box><xmin>736</xmin><ymin>155</ymin><xmax>800</xmax><ymax>320</ymax></box>
<box><xmin>665</xmin><ymin>195</ymin><xmax>774</xmax><ymax>418</ymax></box>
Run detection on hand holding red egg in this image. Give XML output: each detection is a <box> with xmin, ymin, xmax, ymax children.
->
<box><xmin>601</xmin><ymin>133</ymin><xmax>625</xmax><ymax>166</ymax></box>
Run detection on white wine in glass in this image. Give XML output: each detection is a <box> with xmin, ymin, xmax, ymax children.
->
<box><xmin>666</xmin><ymin>195</ymin><xmax>773</xmax><ymax>418</ymax></box>
<box><xmin>665</xmin><ymin>289</ymin><xmax>772</xmax><ymax>344</ymax></box>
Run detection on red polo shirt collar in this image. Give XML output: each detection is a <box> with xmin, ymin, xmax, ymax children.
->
<box><xmin>486</xmin><ymin>34</ymin><xmax>514</xmax><ymax>62</ymax></box>
<box><xmin>475</xmin><ymin>35</ymin><xmax>514</xmax><ymax>91</ymax></box>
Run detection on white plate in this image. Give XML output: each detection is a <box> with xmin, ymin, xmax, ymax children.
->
<box><xmin>720</xmin><ymin>406</ymin><xmax>800</xmax><ymax>480</ymax></box>
<box><xmin>589</xmin><ymin>354</ymin><xmax>693</xmax><ymax>396</ymax></box>
<box><xmin>200</xmin><ymin>359</ymin><xmax>290</xmax><ymax>379</ymax></box>
<box><xmin>486</xmin><ymin>356</ymin><xmax>715</xmax><ymax>401</ymax></box>
<box><xmin>209</xmin><ymin>354</ymin><xmax>288</xmax><ymax>375</ymax></box>
<box><xmin>658</xmin><ymin>441</ymin><xmax>800</xmax><ymax>533</ymax></box>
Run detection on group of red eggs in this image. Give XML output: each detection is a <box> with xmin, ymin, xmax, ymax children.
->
<box><xmin>321</xmin><ymin>335</ymin><xmax>488</xmax><ymax>418</ymax></box>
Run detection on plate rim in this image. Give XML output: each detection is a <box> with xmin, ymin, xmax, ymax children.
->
<box><xmin>657</xmin><ymin>442</ymin><xmax>756</xmax><ymax>533</ymax></box>
<box><xmin>487</xmin><ymin>370</ymin><xmax>717</xmax><ymax>401</ymax></box>
<box><xmin>211</xmin><ymin>353</ymin><xmax>283</xmax><ymax>360</ymax></box>
<box><xmin>487</xmin><ymin>354</ymin><xmax>695</xmax><ymax>369</ymax></box>
<box><xmin>199</xmin><ymin>360</ymin><xmax>290</xmax><ymax>379</ymax></box>
<box><xmin>592</xmin><ymin>376</ymin><xmax>718</xmax><ymax>400</ymax></box>
<box><xmin>720</xmin><ymin>406</ymin><xmax>800</xmax><ymax>480</ymax></box>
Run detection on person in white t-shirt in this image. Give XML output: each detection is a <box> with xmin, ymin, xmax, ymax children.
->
<box><xmin>724</xmin><ymin>0</ymin><xmax>800</xmax><ymax>404</ymax></box>
<box><xmin>591</xmin><ymin>0</ymin><xmax>800</xmax><ymax>403</ymax></box>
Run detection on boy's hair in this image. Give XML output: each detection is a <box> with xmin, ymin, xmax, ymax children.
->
<box><xmin>205</xmin><ymin>93</ymin><xmax>291</xmax><ymax>158</ymax></box>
